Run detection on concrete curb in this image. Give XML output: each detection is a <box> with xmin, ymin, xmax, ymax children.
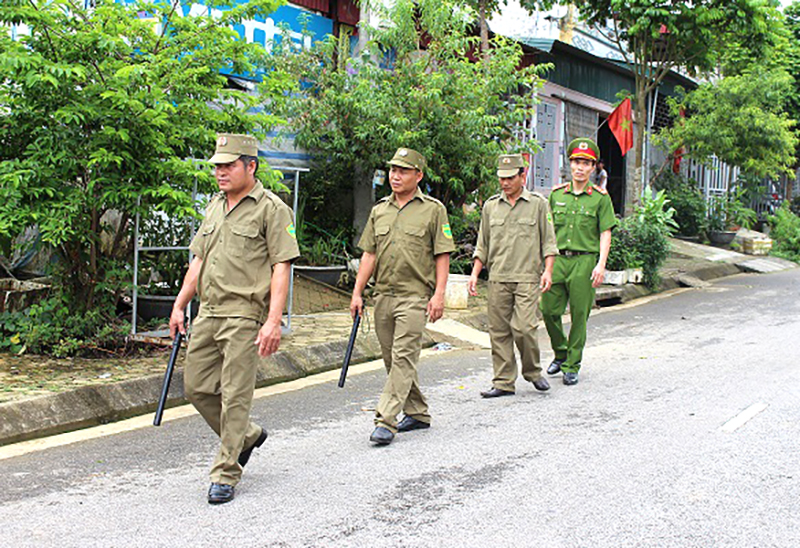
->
<box><xmin>0</xmin><ymin>329</ymin><xmax>434</xmax><ymax>447</ymax></box>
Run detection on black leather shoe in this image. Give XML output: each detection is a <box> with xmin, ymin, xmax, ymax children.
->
<box><xmin>532</xmin><ymin>377</ymin><xmax>550</xmax><ymax>391</ymax></box>
<box><xmin>397</xmin><ymin>416</ymin><xmax>431</xmax><ymax>432</ymax></box>
<box><xmin>238</xmin><ymin>427</ymin><xmax>268</xmax><ymax>468</ymax></box>
<box><xmin>480</xmin><ymin>387</ymin><xmax>515</xmax><ymax>398</ymax></box>
<box><xmin>563</xmin><ymin>371</ymin><xmax>579</xmax><ymax>386</ymax></box>
<box><xmin>370</xmin><ymin>427</ymin><xmax>395</xmax><ymax>445</ymax></box>
<box><xmin>547</xmin><ymin>359</ymin><xmax>565</xmax><ymax>375</ymax></box>
<box><xmin>208</xmin><ymin>483</ymin><xmax>235</xmax><ymax>504</ymax></box>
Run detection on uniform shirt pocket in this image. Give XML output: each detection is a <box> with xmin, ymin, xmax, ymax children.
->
<box><xmin>229</xmin><ymin>221</ymin><xmax>260</xmax><ymax>257</ymax></box>
<box><xmin>375</xmin><ymin>223</ymin><xmax>391</xmax><ymax>245</ymax></box>
<box><xmin>515</xmin><ymin>217</ymin><xmax>537</xmax><ymax>236</ymax></box>
<box><xmin>551</xmin><ymin>206</ymin><xmax>568</xmax><ymax>226</ymax></box>
<box><xmin>402</xmin><ymin>224</ymin><xmax>429</xmax><ymax>260</ymax></box>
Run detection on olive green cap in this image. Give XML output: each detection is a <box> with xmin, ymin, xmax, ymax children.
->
<box><xmin>208</xmin><ymin>133</ymin><xmax>259</xmax><ymax>164</ymax></box>
<box><xmin>497</xmin><ymin>154</ymin><xmax>527</xmax><ymax>177</ymax></box>
<box><xmin>567</xmin><ymin>138</ymin><xmax>600</xmax><ymax>161</ymax></box>
<box><xmin>387</xmin><ymin>147</ymin><xmax>426</xmax><ymax>171</ymax></box>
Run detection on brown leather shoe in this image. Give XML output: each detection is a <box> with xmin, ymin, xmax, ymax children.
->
<box><xmin>238</xmin><ymin>427</ymin><xmax>268</xmax><ymax>468</ymax></box>
<box><xmin>532</xmin><ymin>377</ymin><xmax>550</xmax><ymax>391</ymax></box>
<box><xmin>208</xmin><ymin>483</ymin><xmax>235</xmax><ymax>504</ymax></box>
<box><xmin>397</xmin><ymin>415</ymin><xmax>431</xmax><ymax>432</ymax></box>
<box><xmin>480</xmin><ymin>387</ymin><xmax>514</xmax><ymax>398</ymax></box>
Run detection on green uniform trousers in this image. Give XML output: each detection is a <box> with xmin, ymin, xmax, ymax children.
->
<box><xmin>184</xmin><ymin>316</ymin><xmax>264</xmax><ymax>486</ymax></box>
<box><xmin>373</xmin><ymin>294</ymin><xmax>431</xmax><ymax>433</ymax></box>
<box><xmin>487</xmin><ymin>282</ymin><xmax>544</xmax><ymax>392</ymax></box>
<box><xmin>540</xmin><ymin>254</ymin><xmax>596</xmax><ymax>373</ymax></box>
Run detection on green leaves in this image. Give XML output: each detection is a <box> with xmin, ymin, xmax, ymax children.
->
<box><xmin>275</xmin><ymin>0</ymin><xmax>545</xmax><ymax>208</ymax></box>
<box><xmin>0</xmin><ymin>0</ymin><xmax>291</xmax><ymax>330</ymax></box>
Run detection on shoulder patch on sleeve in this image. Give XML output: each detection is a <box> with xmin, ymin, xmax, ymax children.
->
<box><xmin>285</xmin><ymin>222</ymin><xmax>296</xmax><ymax>238</ymax></box>
<box><xmin>441</xmin><ymin>223</ymin><xmax>453</xmax><ymax>239</ymax></box>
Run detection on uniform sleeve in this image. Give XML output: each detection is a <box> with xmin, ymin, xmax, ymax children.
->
<box><xmin>267</xmin><ymin>200</ymin><xmax>301</xmax><ymax>266</ymax></box>
<box><xmin>189</xmin><ymin>204</ymin><xmax>214</xmax><ymax>259</ymax></box>
<box><xmin>357</xmin><ymin>209</ymin><xmax>377</xmax><ymax>254</ymax></box>
<box><xmin>473</xmin><ymin>203</ymin><xmax>490</xmax><ymax>264</ymax></box>
<box><xmin>597</xmin><ymin>194</ymin><xmax>618</xmax><ymax>233</ymax></box>
<box><xmin>539</xmin><ymin>200</ymin><xmax>559</xmax><ymax>258</ymax></box>
<box><xmin>432</xmin><ymin>204</ymin><xmax>456</xmax><ymax>255</ymax></box>
<box><xmin>189</xmin><ymin>226</ymin><xmax>205</xmax><ymax>259</ymax></box>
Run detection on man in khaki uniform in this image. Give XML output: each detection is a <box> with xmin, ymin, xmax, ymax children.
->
<box><xmin>350</xmin><ymin>147</ymin><xmax>455</xmax><ymax>445</ymax></box>
<box><xmin>468</xmin><ymin>154</ymin><xmax>559</xmax><ymax>398</ymax></box>
<box><xmin>169</xmin><ymin>134</ymin><xmax>299</xmax><ymax>504</ymax></box>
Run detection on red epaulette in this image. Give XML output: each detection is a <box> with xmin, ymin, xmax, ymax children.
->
<box><xmin>552</xmin><ymin>182</ymin><xmax>569</xmax><ymax>191</ymax></box>
<box><xmin>591</xmin><ymin>184</ymin><xmax>608</xmax><ymax>195</ymax></box>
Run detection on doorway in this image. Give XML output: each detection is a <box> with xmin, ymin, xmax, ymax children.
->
<box><xmin>597</xmin><ymin>118</ymin><xmax>626</xmax><ymax>215</ymax></box>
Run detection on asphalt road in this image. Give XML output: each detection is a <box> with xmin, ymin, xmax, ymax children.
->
<box><xmin>1</xmin><ymin>270</ymin><xmax>798</xmax><ymax>548</ymax></box>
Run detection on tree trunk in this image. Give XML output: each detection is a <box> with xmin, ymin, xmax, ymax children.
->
<box><xmin>479</xmin><ymin>0</ymin><xmax>489</xmax><ymax>57</ymax></box>
<box><xmin>632</xmin><ymin>76</ymin><xmax>648</xmax><ymax>211</ymax></box>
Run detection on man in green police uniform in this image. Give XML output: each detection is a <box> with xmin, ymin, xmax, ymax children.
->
<box><xmin>350</xmin><ymin>147</ymin><xmax>455</xmax><ymax>445</ymax></box>
<box><xmin>169</xmin><ymin>133</ymin><xmax>300</xmax><ymax>504</ymax></box>
<box><xmin>468</xmin><ymin>154</ymin><xmax>559</xmax><ymax>398</ymax></box>
<box><xmin>541</xmin><ymin>137</ymin><xmax>616</xmax><ymax>385</ymax></box>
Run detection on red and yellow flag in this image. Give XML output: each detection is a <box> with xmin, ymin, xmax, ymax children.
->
<box><xmin>608</xmin><ymin>97</ymin><xmax>633</xmax><ymax>156</ymax></box>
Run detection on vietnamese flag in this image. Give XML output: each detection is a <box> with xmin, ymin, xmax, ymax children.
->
<box><xmin>608</xmin><ymin>97</ymin><xmax>633</xmax><ymax>156</ymax></box>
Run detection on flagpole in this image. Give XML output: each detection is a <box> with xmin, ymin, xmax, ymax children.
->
<box><xmin>591</xmin><ymin>116</ymin><xmax>610</xmax><ymax>140</ymax></box>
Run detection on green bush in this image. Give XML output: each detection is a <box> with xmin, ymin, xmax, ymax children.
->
<box><xmin>0</xmin><ymin>294</ymin><xmax>132</xmax><ymax>358</ymax></box>
<box><xmin>790</xmin><ymin>196</ymin><xmax>800</xmax><ymax>217</ymax></box>
<box><xmin>768</xmin><ymin>202</ymin><xmax>800</xmax><ymax>263</ymax></box>
<box><xmin>607</xmin><ymin>215</ymin><xmax>670</xmax><ymax>290</ymax></box>
<box><xmin>652</xmin><ymin>171</ymin><xmax>706</xmax><ymax>237</ymax></box>
<box><xmin>447</xmin><ymin>206</ymin><xmax>481</xmax><ymax>275</ymax></box>
<box><xmin>606</xmin><ymin>222</ymin><xmax>639</xmax><ymax>271</ymax></box>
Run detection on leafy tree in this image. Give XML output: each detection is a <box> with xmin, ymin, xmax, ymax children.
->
<box><xmin>0</xmin><ymin>0</ymin><xmax>292</xmax><ymax>353</ymax></box>
<box><xmin>515</xmin><ymin>0</ymin><xmax>783</xmax><ymax>206</ymax></box>
<box><xmin>275</xmin><ymin>0</ymin><xmax>547</xmax><ymax>235</ymax></box>
<box><xmin>657</xmin><ymin>69</ymin><xmax>797</xmax><ymax>182</ymax></box>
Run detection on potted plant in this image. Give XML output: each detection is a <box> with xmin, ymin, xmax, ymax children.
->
<box><xmin>706</xmin><ymin>193</ymin><xmax>757</xmax><ymax>246</ymax></box>
<box><xmin>604</xmin><ymin>222</ymin><xmax>632</xmax><ymax>285</ymax></box>
<box><xmin>294</xmin><ymin>229</ymin><xmax>351</xmax><ymax>287</ymax></box>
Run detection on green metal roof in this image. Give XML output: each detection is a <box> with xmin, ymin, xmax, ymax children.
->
<box><xmin>518</xmin><ymin>38</ymin><xmax>696</xmax><ymax>103</ymax></box>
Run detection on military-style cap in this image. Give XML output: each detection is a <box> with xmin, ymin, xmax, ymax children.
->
<box><xmin>387</xmin><ymin>147</ymin><xmax>426</xmax><ymax>171</ymax></box>
<box><xmin>208</xmin><ymin>133</ymin><xmax>259</xmax><ymax>164</ymax></box>
<box><xmin>497</xmin><ymin>154</ymin><xmax>527</xmax><ymax>177</ymax></box>
<box><xmin>567</xmin><ymin>138</ymin><xmax>600</xmax><ymax>161</ymax></box>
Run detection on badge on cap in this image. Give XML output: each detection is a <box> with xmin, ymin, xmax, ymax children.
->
<box><xmin>399</xmin><ymin>149</ymin><xmax>408</xmax><ymax>156</ymax></box>
<box><xmin>218</xmin><ymin>136</ymin><xmax>228</xmax><ymax>146</ymax></box>
<box><xmin>578</xmin><ymin>142</ymin><xmax>588</xmax><ymax>150</ymax></box>
<box><xmin>502</xmin><ymin>158</ymin><xmax>511</xmax><ymax>164</ymax></box>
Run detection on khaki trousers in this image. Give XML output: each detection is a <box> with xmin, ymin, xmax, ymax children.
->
<box><xmin>488</xmin><ymin>281</ymin><xmax>543</xmax><ymax>392</ymax></box>
<box><xmin>184</xmin><ymin>316</ymin><xmax>263</xmax><ymax>486</ymax></box>
<box><xmin>373</xmin><ymin>295</ymin><xmax>430</xmax><ymax>433</ymax></box>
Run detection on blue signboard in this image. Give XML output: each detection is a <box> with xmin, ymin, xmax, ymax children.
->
<box><xmin>125</xmin><ymin>1</ymin><xmax>333</xmax><ymax>56</ymax></box>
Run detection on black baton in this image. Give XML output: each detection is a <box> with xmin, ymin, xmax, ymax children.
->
<box><xmin>154</xmin><ymin>332</ymin><xmax>183</xmax><ymax>426</ymax></box>
<box><xmin>338</xmin><ymin>313</ymin><xmax>361</xmax><ymax>388</ymax></box>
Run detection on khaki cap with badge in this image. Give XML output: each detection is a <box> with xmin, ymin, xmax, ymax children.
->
<box><xmin>567</xmin><ymin>138</ymin><xmax>600</xmax><ymax>161</ymax></box>
<box><xmin>497</xmin><ymin>154</ymin><xmax>527</xmax><ymax>177</ymax></box>
<box><xmin>208</xmin><ymin>133</ymin><xmax>259</xmax><ymax>164</ymax></box>
<box><xmin>387</xmin><ymin>147</ymin><xmax>426</xmax><ymax>171</ymax></box>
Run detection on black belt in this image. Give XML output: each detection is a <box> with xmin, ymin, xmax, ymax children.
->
<box><xmin>559</xmin><ymin>250</ymin><xmax>593</xmax><ymax>257</ymax></box>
